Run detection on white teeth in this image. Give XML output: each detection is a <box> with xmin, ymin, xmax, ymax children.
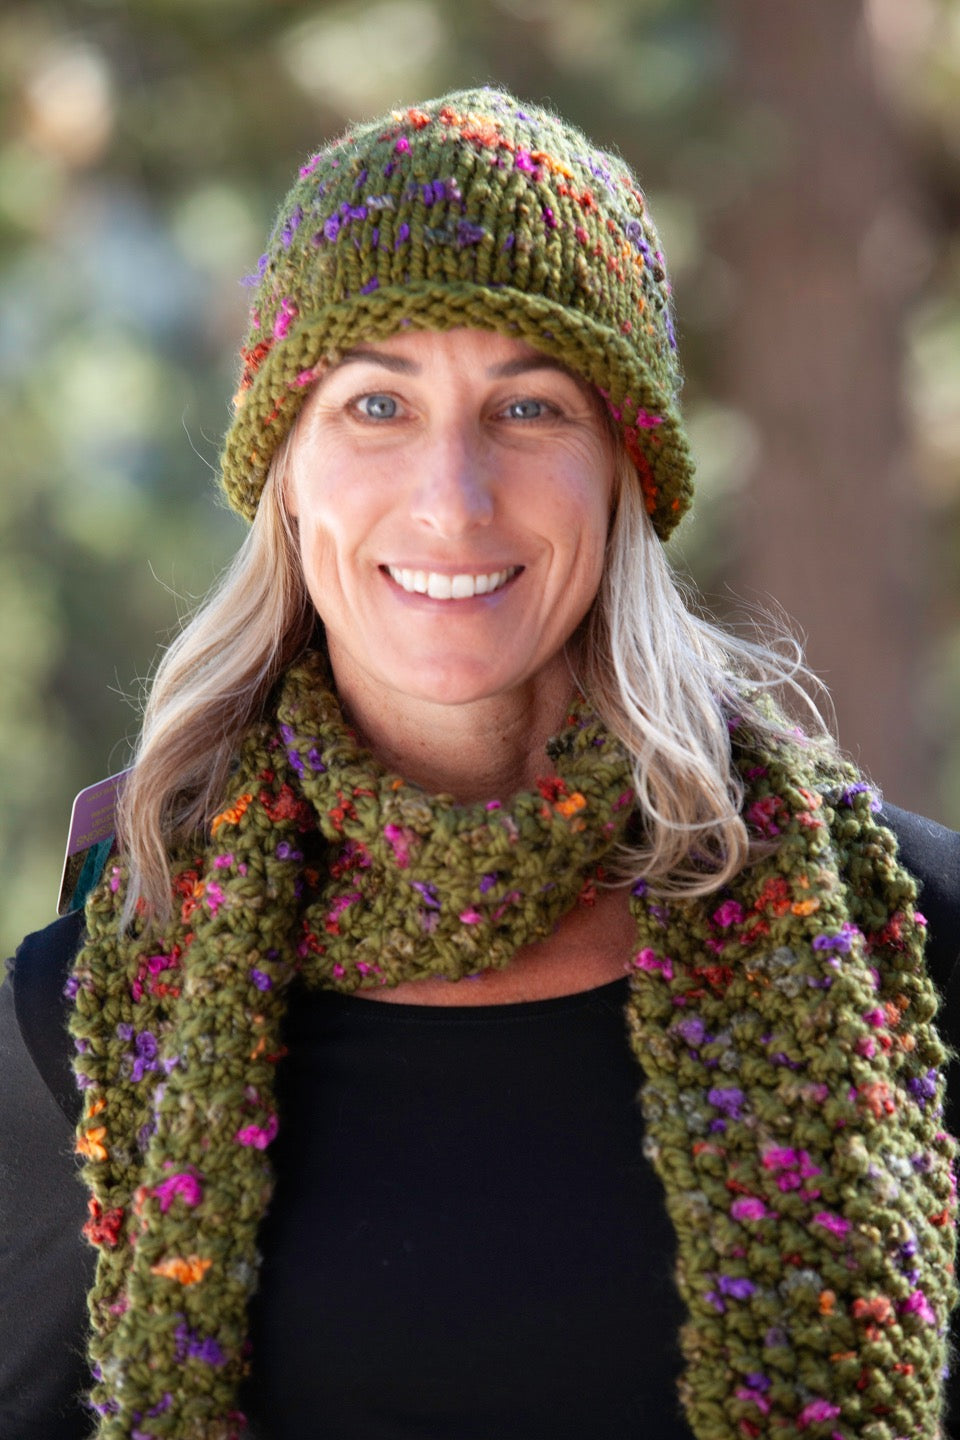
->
<box><xmin>387</xmin><ymin>566</ymin><xmax>517</xmax><ymax>599</ymax></box>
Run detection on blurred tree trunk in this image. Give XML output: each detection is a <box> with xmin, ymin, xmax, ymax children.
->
<box><xmin>713</xmin><ymin>0</ymin><xmax>935</xmax><ymax>812</ymax></box>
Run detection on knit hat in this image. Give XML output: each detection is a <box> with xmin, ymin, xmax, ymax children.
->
<box><xmin>220</xmin><ymin>86</ymin><xmax>694</xmax><ymax>540</ymax></box>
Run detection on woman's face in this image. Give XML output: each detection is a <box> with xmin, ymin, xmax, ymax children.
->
<box><xmin>284</xmin><ymin>327</ymin><xmax>615</xmax><ymax>712</ymax></box>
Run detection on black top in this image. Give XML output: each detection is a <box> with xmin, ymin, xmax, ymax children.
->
<box><xmin>2</xmin><ymin>804</ymin><xmax>959</xmax><ymax>1440</ymax></box>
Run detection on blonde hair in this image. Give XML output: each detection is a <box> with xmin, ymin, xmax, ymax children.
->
<box><xmin>117</xmin><ymin>459</ymin><xmax>313</xmax><ymax>919</ymax></box>
<box><xmin>118</xmin><ymin>436</ymin><xmax>834</xmax><ymax>918</ymax></box>
<box><xmin>581</xmin><ymin>449</ymin><xmax>834</xmax><ymax>892</ymax></box>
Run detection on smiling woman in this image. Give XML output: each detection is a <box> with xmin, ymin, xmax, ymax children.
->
<box><xmin>3</xmin><ymin>86</ymin><xmax>959</xmax><ymax>1440</ymax></box>
<box><xmin>283</xmin><ymin>330</ymin><xmax>614</xmax><ymax>744</ymax></box>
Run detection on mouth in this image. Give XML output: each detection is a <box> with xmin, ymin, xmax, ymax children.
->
<box><xmin>383</xmin><ymin>565</ymin><xmax>520</xmax><ymax>600</ymax></box>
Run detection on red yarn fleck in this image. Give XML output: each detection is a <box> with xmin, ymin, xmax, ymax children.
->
<box><xmin>238</xmin><ymin>339</ymin><xmax>273</xmax><ymax>394</ymax></box>
<box><xmin>622</xmin><ymin>427</ymin><xmax>659</xmax><ymax>515</ymax></box>
<box><xmin>858</xmin><ymin>1081</ymin><xmax>896</xmax><ymax>1119</ymax></box>
<box><xmin>753</xmin><ymin>876</ymin><xmax>792</xmax><ymax>918</ymax></box>
<box><xmin>259</xmin><ymin>783</ymin><xmax>312</xmax><ymax>828</ymax></box>
<box><xmin>868</xmin><ymin>911</ymin><xmax>907</xmax><ymax>951</ymax></box>
<box><xmin>327</xmin><ymin>792</ymin><xmax>358</xmax><ymax>832</ymax></box>
<box><xmin>577</xmin><ymin>875</ymin><xmax>598</xmax><ymax>906</ymax></box>
<box><xmin>173</xmin><ymin>868</ymin><xmax>201</xmax><ymax>901</ymax></box>
<box><xmin>739</xmin><ymin>919</ymin><xmax>771</xmax><ymax>947</ymax></box>
<box><xmin>83</xmin><ymin>1197</ymin><xmax>124</xmax><ymax>1248</ymax></box>
<box><xmin>262</xmin><ymin>396</ymin><xmax>288</xmax><ymax>428</ymax></box>
<box><xmin>691</xmin><ymin>962</ymin><xmax>734</xmax><ymax>992</ymax></box>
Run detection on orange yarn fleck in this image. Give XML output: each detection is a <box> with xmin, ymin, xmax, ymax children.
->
<box><xmin>77</xmin><ymin>1126</ymin><xmax>108</xmax><ymax>1162</ymax></box>
<box><xmin>150</xmin><ymin>1255</ymin><xmax>213</xmax><ymax>1285</ymax></box>
<box><xmin>211</xmin><ymin>793</ymin><xmax>253</xmax><ymax>834</ymax></box>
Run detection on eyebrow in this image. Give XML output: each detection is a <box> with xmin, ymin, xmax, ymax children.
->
<box><xmin>333</xmin><ymin>346</ymin><xmax>583</xmax><ymax>383</ymax></box>
<box><xmin>334</xmin><ymin>348</ymin><xmax>417</xmax><ymax>374</ymax></box>
<box><xmin>488</xmin><ymin>354</ymin><xmax>581</xmax><ymax>381</ymax></box>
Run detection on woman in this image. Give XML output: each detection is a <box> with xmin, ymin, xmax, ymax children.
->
<box><xmin>2</xmin><ymin>86</ymin><xmax>958</xmax><ymax>1440</ymax></box>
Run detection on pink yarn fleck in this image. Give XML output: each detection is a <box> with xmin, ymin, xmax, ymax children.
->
<box><xmin>735</xmin><ymin>1386</ymin><xmax>771</xmax><ymax>1415</ymax></box>
<box><xmin>712</xmin><ymin>899</ymin><xmax>744</xmax><ymax>928</ymax></box>
<box><xmin>273</xmin><ymin>297</ymin><xmax>298</xmax><ymax>339</ymax></box>
<box><xmin>384</xmin><ymin>823</ymin><xmax>413</xmax><ymax>868</ymax></box>
<box><xmin>204</xmin><ymin>882</ymin><xmax>225</xmax><ymax>915</ymax></box>
<box><xmin>900</xmin><ymin>1289</ymin><xmax>937</xmax><ymax>1325</ymax></box>
<box><xmin>633</xmin><ymin>947</ymin><xmax>674</xmax><ymax>980</ymax></box>
<box><xmin>235</xmin><ymin>1114</ymin><xmax>279</xmax><ymax>1149</ymax></box>
<box><xmin>731</xmin><ymin>1197</ymin><xmax>770</xmax><ymax>1222</ymax></box>
<box><xmin>813</xmin><ymin>1210</ymin><xmax>850</xmax><ymax>1238</ymax></box>
<box><xmin>153</xmin><ymin>1172</ymin><xmax>203</xmax><ymax>1212</ymax></box>
<box><xmin>797</xmin><ymin>1399</ymin><xmax>841</xmax><ymax>1428</ymax></box>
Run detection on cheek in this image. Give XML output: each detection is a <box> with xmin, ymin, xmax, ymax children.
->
<box><xmin>292</xmin><ymin>509</ymin><xmax>341</xmax><ymax>614</ymax></box>
<box><xmin>576</xmin><ymin>536</ymin><xmax>608</xmax><ymax>621</ymax></box>
<box><xmin>293</xmin><ymin>493</ymin><xmax>383</xmax><ymax>627</ymax></box>
<box><xmin>558</xmin><ymin>480</ymin><xmax>613</xmax><ymax>620</ymax></box>
<box><xmin>565</xmin><ymin>474</ymin><xmax>614</xmax><ymax>574</ymax></box>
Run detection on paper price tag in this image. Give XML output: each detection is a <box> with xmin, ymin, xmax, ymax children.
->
<box><xmin>57</xmin><ymin>769</ymin><xmax>130</xmax><ymax>915</ymax></box>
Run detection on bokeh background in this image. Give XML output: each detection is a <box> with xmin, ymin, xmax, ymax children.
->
<box><xmin>2</xmin><ymin>0</ymin><xmax>959</xmax><ymax>958</ymax></box>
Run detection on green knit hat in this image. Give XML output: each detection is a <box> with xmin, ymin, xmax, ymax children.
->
<box><xmin>221</xmin><ymin>86</ymin><xmax>694</xmax><ymax>540</ymax></box>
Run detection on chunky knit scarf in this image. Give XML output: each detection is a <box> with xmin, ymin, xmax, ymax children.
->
<box><xmin>70</xmin><ymin>653</ymin><xmax>957</xmax><ymax>1440</ymax></box>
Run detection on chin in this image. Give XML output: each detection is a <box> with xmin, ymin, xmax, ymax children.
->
<box><xmin>398</xmin><ymin>671</ymin><xmax>518</xmax><ymax>708</ymax></box>
<box><xmin>382</xmin><ymin>652</ymin><xmax>538</xmax><ymax>708</ymax></box>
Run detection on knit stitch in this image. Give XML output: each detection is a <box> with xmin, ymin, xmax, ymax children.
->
<box><xmin>70</xmin><ymin>654</ymin><xmax>957</xmax><ymax>1439</ymax></box>
<box><xmin>220</xmin><ymin>87</ymin><xmax>693</xmax><ymax>540</ymax></box>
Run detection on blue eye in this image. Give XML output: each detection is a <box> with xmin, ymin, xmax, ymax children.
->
<box><xmin>357</xmin><ymin>393</ymin><xmax>398</xmax><ymax>420</ymax></box>
<box><xmin>506</xmin><ymin>398</ymin><xmax>547</xmax><ymax>420</ymax></box>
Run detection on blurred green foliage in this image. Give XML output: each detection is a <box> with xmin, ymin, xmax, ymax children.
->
<box><xmin>2</xmin><ymin>0</ymin><xmax>959</xmax><ymax>957</ymax></box>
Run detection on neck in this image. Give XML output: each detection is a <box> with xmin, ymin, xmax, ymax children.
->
<box><xmin>327</xmin><ymin>650</ymin><xmax>576</xmax><ymax>803</ymax></box>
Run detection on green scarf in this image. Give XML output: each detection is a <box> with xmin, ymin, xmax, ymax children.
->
<box><xmin>70</xmin><ymin>653</ymin><xmax>957</xmax><ymax>1439</ymax></box>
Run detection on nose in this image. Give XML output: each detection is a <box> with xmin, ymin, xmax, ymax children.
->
<box><xmin>409</xmin><ymin>428</ymin><xmax>494</xmax><ymax>536</ymax></box>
